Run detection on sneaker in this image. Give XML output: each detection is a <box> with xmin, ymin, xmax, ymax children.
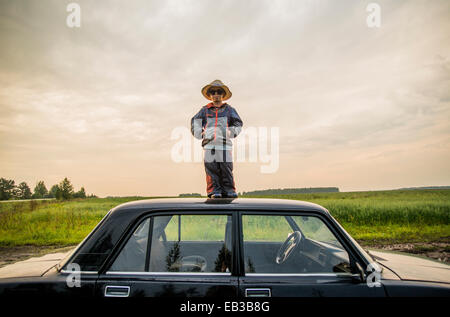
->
<box><xmin>211</xmin><ymin>193</ymin><xmax>222</xmax><ymax>199</ymax></box>
<box><xmin>226</xmin><ymin>192</ymin><xmax>238</xmax><ymax>198</ymax></box>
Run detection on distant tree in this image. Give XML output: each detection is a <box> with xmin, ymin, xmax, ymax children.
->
<box><xmin>214</xmin><ymin>244</ymin><xmax>232</xmax><ymax>273</ymax></box>
<box><xmin>246</xmin><ymin>258</ymin><xmax>256</xmax><ymax>273</ymax></box>
<box><xmin>166</xmin><ymin>242</ymin><xmax>181</xmax><ymax>272</ymax></box>
<box><xmin>1</xmin><ymin>178</ymin><xmax>94</xmax><ymax>200</ymax></box>
<box><xmin>0</xmin><ymin>178</ymin><xmax>15</xmax><ymax>200</ymax></box>
<box><xmin>16</xmin><ymin>182</ymin><xmax>32</xmax><ymax>200</ymax></box>
<box><xmin>242</xmin><ymin>187</ymin><xmax>340</xmax><ymax>196</ymax></box>
<box><xmin>178</xmin><ymin>193</ymin><xmax>201</xmax><ymax>197</ymax></box>
<box><xmin>10</xmin><ymin>187</ymin><xmax>21</xmax><ymax>200</ymax></box>
<box><xmin>58</xmin><ymin>178</ymin><xmax>74</xmax><ymax>200</ymax></box>
<box><xmin>48</xmin><ymin>184</ymin><xmax>60</xmax><ymax>199</ymax></box>
<box><xmin>73</xmin><ymin>187</ymin><xmax>86</xmax><ymax>199</ymax></box>
<box><xmin>33</xmin><ymin>181</ymin><xmax>48</xmax><ymax>199</ymax></box>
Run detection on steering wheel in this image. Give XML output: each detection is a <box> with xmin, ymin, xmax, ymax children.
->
<box><xmin>275</xmin><ymin>231</ymin><xmax>302</xmax><ymax>264</ymax></box>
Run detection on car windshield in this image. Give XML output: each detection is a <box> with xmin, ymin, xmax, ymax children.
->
<box><xmin>292</xmin><ymin>216</ymin><xmax>343</xmax><ymax>248</ymax></box>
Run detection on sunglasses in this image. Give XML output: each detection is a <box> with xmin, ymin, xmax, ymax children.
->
<box><xmin>208</xmin><ymin>89</ymin><xmax>225</xmax><ymax>96</ymax></box>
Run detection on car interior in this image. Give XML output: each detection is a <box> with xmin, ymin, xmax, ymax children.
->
<box><xmin>149</xmin><ymin>215</ymin><xmax>233</xmax><ymax>273</ymax></box>
<box><xmin>243</xmin><ymin>237</ymin><xmax>352</xmax><ymax>274</ymax></box>
<box><xmin>109</xmin><ymin>214</ymin><xmax>352</xmax><ymax>275</ymax></box>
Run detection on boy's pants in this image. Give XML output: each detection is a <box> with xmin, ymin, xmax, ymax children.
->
<box><xmin>204</xmin><ymin>148</ymin><xmax>236</xmax><ymax>196</ymax></box>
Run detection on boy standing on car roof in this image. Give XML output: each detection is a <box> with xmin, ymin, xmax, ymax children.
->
<box><xmin>191</xmin><ymin>79</ymin><xmax>243</xmax><ymax>199</ymax></box>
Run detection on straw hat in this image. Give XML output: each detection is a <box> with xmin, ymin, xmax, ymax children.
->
<box><xmin>201</xmin><ymin>79</ymin><xmax>232</xmax><ymax>101</ymax></box>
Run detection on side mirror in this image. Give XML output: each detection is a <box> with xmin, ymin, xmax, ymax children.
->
<box><xmin>352</xmin><ymin>262</ymin><xmax>366</xmax><ymax>283</ymax></box>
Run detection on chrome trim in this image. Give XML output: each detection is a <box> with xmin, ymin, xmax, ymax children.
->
<box><xmin>105</xmin><ymin>271</ymin><xmax>231</xmax><ymax>276</ymax></box>
<box><xmin>60</xmin><ymin>270</ymin><xmax>98</xmax><ymax>274</ymax></box>
<box><xmin>104</xmin><ymin>285</ymin><xmax>130</xmax><ymax>298</ymax></box>
<box><xmin>245</xmin><ymin>288</ymin><xmax>271</xmax><ymax>297</ymax></box>
<box><xmin>245</xmin><ymin>273</ymin><xmax>353</xmax><ymax>277</ymax></box>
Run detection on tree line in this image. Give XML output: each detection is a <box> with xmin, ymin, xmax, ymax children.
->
<box><xmin>241</xmin><ymin>187</ymin><xmax>340</xmax><ymax>196</ymax></box>
<box><xmin>178</xmin><ymin>193</ymin><xmax>202</xmax><ymax>197</ymax></box>
<box><xmin>0</xmin><ymin>177</ymin><xmax>96</xmax><ymax>201</ymax></box>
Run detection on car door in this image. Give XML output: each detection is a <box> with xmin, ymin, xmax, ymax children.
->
<box><xmin>237</xmin><ymin>212</ymin><xmax>387</xmax><ymax>297</ymax></box>
<box><xmin>95</xmin><ymin>212</ymin><xmax>238</xmax><ymax>297</ymax></box>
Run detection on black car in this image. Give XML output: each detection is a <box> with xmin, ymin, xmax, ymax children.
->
<box><xmin>0</xmin><ymin>198</ymin><xmax>449</xmax><ymax>298</ymax></box>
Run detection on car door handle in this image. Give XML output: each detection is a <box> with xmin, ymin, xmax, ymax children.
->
<box><xmin>245</xmin><ymin>288</ymin><xmax>271</xmax><ymax>297</ymax></box>
<box><xmin>104</xmin><ymin>285</ymin><xmax>130</xmax><ymax>297</ymax></box>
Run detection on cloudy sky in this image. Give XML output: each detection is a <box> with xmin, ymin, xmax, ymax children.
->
<box><xmin>0</xmin><ymin>0</ymin><xmax>449</xmax><ymax>197</ymax></box>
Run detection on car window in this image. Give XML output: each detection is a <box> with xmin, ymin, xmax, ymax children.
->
<box><xmin>242</xmin><ymin>215</ymin><xmax>351</xmax><ymax>274</ymax></box>
<box><xmin>292</xmin><ymin>216</ymin><xmax>342</xmax><ymax>247</ymax></box>
<box><xmin>149</xmin><ymin>215</ymin><xmax>232</xmax><ymax>273</ymax></box>
<box><xmin>109</xmin><ymin>218</ymin><xmax>150</xmax><ymax>272</ymax></box>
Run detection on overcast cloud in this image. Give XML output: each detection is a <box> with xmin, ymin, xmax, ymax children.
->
<box><xmin>0</xmin><ymin>0</ymin><xmax>449</xmax><ymax>196</ymax></box>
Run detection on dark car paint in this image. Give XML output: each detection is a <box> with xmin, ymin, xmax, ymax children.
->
<box><xmin>95</xmin><ymin>274</ymin><xmax>239</xmax><ymax>297</ymax></box>
<box><xmin>381</xmin><ymin>280</ymin><xmax>450</xmax><ymax>297</ymax></box>
<box><xmin>0</xmin><ymin>273</ymin><xmax>97</xmax><ymax>297</ymax></box>
<box><xmin>0</xmin><ymin>198</ymin><xmax>449</xmax><ymax>297</ymax></box>
<box><xmin>239</xmin><ymin>275</ymin><xmax>386</xmax><ymax>297</ymax></box>
<box><xmin>60</xmin><ymin>198</ymin><xmax>371</xmax><ymax>273</ymax></box>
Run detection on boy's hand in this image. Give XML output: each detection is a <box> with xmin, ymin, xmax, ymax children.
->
<box><xmin>202</xmin><ymin>138</ymin><xmax>213</xmax><ymax>147</ymax></box>
<box><xmin>226</xmin><ymin>128</ymin><xmax>233</xmax><ymax>139</ymax></box>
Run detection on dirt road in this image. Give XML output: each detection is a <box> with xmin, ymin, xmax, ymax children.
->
<box><xmin>0</xmin><ymin>245</ymin><xmax>76</xmax><ymax>269</ymax></box>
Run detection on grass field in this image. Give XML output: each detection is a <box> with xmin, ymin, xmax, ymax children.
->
<box><xmin>0</xmin><ymin>190</ymin><xmax>449</xmax><ymax>248</ymax></box>
<box><xmin>0</xmin><ymin>197</ymin><xmax>168</xmax><ymax>246</ymax></box>
<box><xmin>244</xmin><ymin>190</ymin><xmax>450</xmax><ymax>244</ymax></box>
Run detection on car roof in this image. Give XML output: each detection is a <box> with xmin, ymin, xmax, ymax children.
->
<box><xmin>109</xmin><ymin>197</ymin><xmax>330</xmax><ymax>215</ymax></box>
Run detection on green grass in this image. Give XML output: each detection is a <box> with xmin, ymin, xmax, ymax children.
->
<box><xmin>0</xmin><ymin>190</ymin><xmax>449</xmax><ymax>247</ymax></box>
<box><xmin>164</xmin><ymin>215</ymin><xmax>229</xmax><ymax>241</ymax></box>
<box><xmin>243</xmin><ymin>189</ymin><xmax>450</xmax><ymax>244</ymax></box>
<box><xmin>0</xmin><ymin>197</ymin><xmax>166</xmax><ymax>246</ymax></box>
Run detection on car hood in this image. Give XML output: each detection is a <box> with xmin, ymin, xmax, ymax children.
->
<box><xmin>368</xmin><ymin>249</ymin><xmax>450</xmax><ymax>284</ymax></box>
<box><xmin>0</xmin><ymin>251</ymin><xmax>70</xmax><ymax>278</ymax></box>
